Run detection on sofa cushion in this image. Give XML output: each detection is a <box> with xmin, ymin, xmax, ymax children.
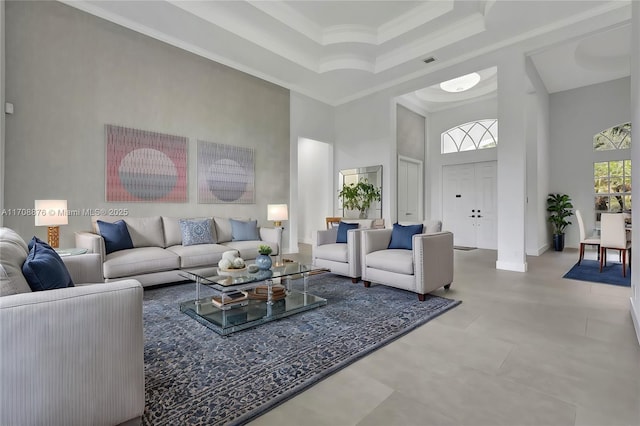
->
<box><xmin>388</xmin><ymin>223</ymin><xmax>423</xmax><ymax>250</ymax></box>
<box><xmin>336</xmin><ymin>222</ymin><xmax>358</xmax><ymax>243</ymax></box>
<box><xmin>315</xmin><ymin>243</ymin><xmax>348</xmax><ymax>263</ymax></box>
<box><xmin>103</xmin><ymin>247</ymin><xmax>180</xmax><ymax>279</ymax></box>
<box><xmin>97</xmin><ymin>220</ymin><xmax>134</xmax><ymax>254</ymax></box>
<box><xmin>179</xmin><ymin>218</ymin><xmax>216</xmax><ymax>246</ymax></box>
<box><xmin>0</xmin><ymin>227</ymin><xmax>32</xmax><ymax>296</ymax></box>
<box><xmin>162</xmin><ymin>217</ymin><xmax>184</xmax><ymax>247</ymax></box>
<box><xmin>366</xmin><ymin>249</ymin><xmax>414</xmax><ymax>275</ymax></box>
<box><xmin>93</xmin><ymin>216</ymin><xmax>164</xmax><ymax>248</ymax></box>
<box><xmin>22</xmin><ymin>238</ymin><xmax>74</xmax><ymax>291</ymax></box>
<box><xmin>230</xmin><ymin>219</ymin><xmax>260</xmax><ymax>241</ymax></box>
<box><xmin>166</xmin><ymin>244</ymin><xmax>230</xmax><ymax>268</ymax></box>
<box><xmin>214</xmin><ymin>217</ymin><xmax>250</xmax><ymax>243</ymax></box>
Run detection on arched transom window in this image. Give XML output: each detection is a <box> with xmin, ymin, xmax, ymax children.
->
<box><xmin>593</xmin><ymin>123</ymin><xmax>630</xmax><ymax>151</ymax></box>
<box><xmin>441</xmin><ymin>119</ymin><xmax>498</xmax><ymax>154</ymax></box>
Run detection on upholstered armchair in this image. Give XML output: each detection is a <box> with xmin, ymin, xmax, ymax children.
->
<box><xmin>313</xmin><ymin>219</ymin><xmax>381</xmax><ymax>283</ymax></box>
<box><xmin>360</xmin><ymin>221</ymin><xmax>453</xmax><ymax>300</ymax></box>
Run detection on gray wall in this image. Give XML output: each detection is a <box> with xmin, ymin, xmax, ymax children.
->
<box><xmin>4</xmin><ymin>1</ymin><xmax>290</xmax><ymax>248</ymax></box>
<box><xmin>396</xmin><ymin>104</ymin><xmax>425</xmax><ymax>161</ymax></box>
<box><xmin>549</xmin><ymin>77</ymin><xmax>631</xmax><ymax>248</ymax></box>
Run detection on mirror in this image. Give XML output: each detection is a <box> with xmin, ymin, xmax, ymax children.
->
<box><xmin>338</xmin><ymin>165</ymin><xmax>382</xmax><ymax>219</ymax></box>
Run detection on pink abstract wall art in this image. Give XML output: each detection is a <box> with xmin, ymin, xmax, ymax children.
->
<box><xmin>106</xmin><ymin>125</ymin><xmax>188</xmax><ymax>202</ymax></box>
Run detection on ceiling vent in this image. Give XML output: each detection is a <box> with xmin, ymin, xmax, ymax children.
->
<box><xmin>423</xmin><ymin>57</ymin><xmax>436</xmax><ymax>64</ymax></box>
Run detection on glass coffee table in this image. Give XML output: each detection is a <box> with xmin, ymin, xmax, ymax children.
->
<box><xmin>179</xmin><ymin>262</ymin><xmax>328</xmax><ymax>335</ymax></box>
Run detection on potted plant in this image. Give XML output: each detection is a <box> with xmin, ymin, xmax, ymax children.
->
<box><xmin>546</xmin><ymin>193</ymin><xmax>573</xmax><ymax>251</ymax></box>
<box><xmin>339</xmin><ymin>178</ymin><xmax>382</xmax><ymax>219</ymax></box>
<box><xmin>255</xmin><ymin>244</ymin><xmax>273</xmax><ymax>270</ymax></box>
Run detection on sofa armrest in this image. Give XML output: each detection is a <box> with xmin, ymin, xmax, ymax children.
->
<box><xmin>0</xmin><ymin>280</ymin><xmax>144</xmax><ymax>426</ymax></box>
<box><xmin>61</xmin><ymin>253</ymin><xmax>104</xmax><ymax>283</ymax></box>
<box><xmin>75</xmin><ymin>231</ymin><xmax>105</xmax><ymax>260</ymax></box>
<box><xmin>413</xmin><ymin>231</ymin><xmax>454</xmax><ymax>294</ymax></box>
<box><xmin>316</xmin><ymin>228</ymin><xmax>338</xmax><ymax>246</ymax></box>
<box><xmin>259</xmin><ymin>227</ymin><xmax>283</xmax><ymax>255</ymax></box>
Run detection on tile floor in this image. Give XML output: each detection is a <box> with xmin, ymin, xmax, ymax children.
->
<box><xmin>250</xmin><ymin>245</ymin><xmax>639</xmax><ymax>426</ymax></box>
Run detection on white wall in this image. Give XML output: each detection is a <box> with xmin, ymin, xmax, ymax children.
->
<box><xmin>289</xmin><ymin>91</ymin><xmax>334</xmax><ymax>251</ymax></box>
<box><xmin>630</xmin><ymin>0</ymin><xmax>639</xmax><ymax>345</ymax></box>
<box><xmin>0</xmin><ymin>0</ymin><xmax>5</xmax><ymax>227</ymax></box>
<box><xmin>549</xmin><ymin>77</ymin><xmax>631</xmax><ymax>249</ymax></box>
<box><xmin>297</xmin><ymin>138</ymin><xmax>331</xmax><ymax>244</ymax></box>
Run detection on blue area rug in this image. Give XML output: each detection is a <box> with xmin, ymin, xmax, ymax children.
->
<box><xmin>142</xmin><ymin>274</ymin><xmax>461</xmax><ymax>425</ymax></box>
<box><xmin>563</xmin><ymin>259</ymin><xmax>631</xmax><ymax>287</ymax></box>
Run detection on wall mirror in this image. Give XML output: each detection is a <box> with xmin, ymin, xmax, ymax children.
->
<box><xmin>338</xmin><ymin>165</ymin><xmax>382</xmax><ymax>219</ymax></box>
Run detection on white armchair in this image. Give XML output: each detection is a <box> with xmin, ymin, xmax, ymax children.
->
<box><xmin>360</xmin><ymin>221</ymin><xmax>453</xmax><ymax>301</ymax></box>
<box><xmin>0</xmin><ymin>227</ymin><xmax>145</xmax><ymax>426</ymax></box>
<box><xmin>313</xmin><ymin>226</ymin><xmax>362</xmax><ymax>282</ymax></box>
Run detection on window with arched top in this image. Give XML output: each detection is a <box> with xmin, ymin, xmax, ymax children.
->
<box><xmin>441</xmin><ymin>119</ymin><xmax>498</xmax><ymax>154</ymax></box>
<box><xmin>593</xmin><ymin>123</ymin><xmax>632</xmax><ymax>218</ymax></box>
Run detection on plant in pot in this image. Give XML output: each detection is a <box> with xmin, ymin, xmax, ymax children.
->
<box><xmin>338</xmin><ymin>178</ymin><xmax>382</xmax><ymax>219</ymax></box>
<box><xmin>255</xmin><ymin>244</ymin><xmax>273</xmax><ymax>270</ymax></box>
<box><xmin>546</xmin><ymin>193</ymin><xmax>573</xmax><ymax>251</ymax></box>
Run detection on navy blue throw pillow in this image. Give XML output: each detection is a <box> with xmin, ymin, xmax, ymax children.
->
<box><xmin>97</xmin><ymin>220</ymin><xmax>134</xmax><ymax>254</ymax></box>
<box><xmin>388</xmin><ymin>223</ymin><xmax>424</xmax><ymax>250</ymax></box>
<box><xmin>27</xmin><ymin>236</ymin><xmax>52</xmax><ymax>251</ymax></box>
<box><xmin>336</xmin><ymin>222</ymin><xmax>358</xmax><ymax>243</ymax></box>
<box><xmin>22</xmin><ymin>239</ymin><xmax>74</xmax><ymax>291</ymax></box>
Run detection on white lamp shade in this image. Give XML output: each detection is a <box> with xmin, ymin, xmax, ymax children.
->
<box><xmin>267</xmin><ymin>204</ymin><xmax>288</xmax><ymax>221</ymax></box>
<box><xmin>34</xmin><ymin>200</ymin><xmax>68</xmax><ymax>226</ymax></box>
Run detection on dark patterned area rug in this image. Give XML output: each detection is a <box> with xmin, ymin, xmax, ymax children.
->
<box><xmin>142</xmin><ymin>274</ymin><xmax>461</xmax><ymax>425</ymax></box>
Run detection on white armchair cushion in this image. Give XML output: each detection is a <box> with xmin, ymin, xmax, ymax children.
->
<box><xmin>365</xmin><ymin>249</ymin><xmax>413</xmax><ymax>275</ymax></box>
<box><xmin>315</xmin><ymin>243</ymin><xmax>348</xmax><ymax>263</ymax></box>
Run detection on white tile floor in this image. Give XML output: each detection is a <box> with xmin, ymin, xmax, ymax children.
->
<box><xmin>249</xmin><ymin>245</ymin><xmax>639</xmax><ymax>426</ymax></box>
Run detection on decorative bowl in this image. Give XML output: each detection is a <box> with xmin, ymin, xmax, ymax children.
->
<box><xmin>218</xmin><ymin>267</ymin><xmax>248</xmax><ymax>277</ymax></box>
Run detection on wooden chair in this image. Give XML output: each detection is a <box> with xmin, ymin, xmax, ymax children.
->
<box><xmin>599</xmin><ymin>213</ymin><xmax>631</xmax><ymax>277</ymax></box>
<box><xmin>576</xmin><ymin>209</ymin><xmax>599</xmax><ymax>265</ymax></box>
<box><xmin>325</xmin><ymin>217</ymin><xmax>342</xmax><ymax>229</ymax></box>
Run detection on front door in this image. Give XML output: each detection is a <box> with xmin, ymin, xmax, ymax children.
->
<box><xmin>442</xmin><ymin>161</ymin><xmax>497</xmax><ymax>249</ymax></box>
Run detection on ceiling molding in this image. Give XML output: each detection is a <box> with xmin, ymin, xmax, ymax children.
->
<box><xmin>247</xmin><ymin>1</ymin><xmax>323</xmax><ymax>44</ymax></box>
<box><xmin>377</xmin><ymin>0</ymin><xmax>455</xmax><ymax>44</ymax></box>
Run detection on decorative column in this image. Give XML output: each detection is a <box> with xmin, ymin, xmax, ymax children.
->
<box><xmin>496</xmin><ymin>50</ymin><xmax>528</xmax><ymax>272</ymax></box>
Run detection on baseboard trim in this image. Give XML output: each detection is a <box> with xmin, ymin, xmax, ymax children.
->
<box><xmin>496</xmin><ymin>260</ymin><xmax>528</xmax><ymax>272</ymax></box>
<box><xmin>630</xmin><ymin>297</ymin><xmax>640</xmax><ymax>347</ymax></box>
<box><xmin>526</xmin><ymin>243</ymin><xmax>549</xmax><ymax>256</ymax></box>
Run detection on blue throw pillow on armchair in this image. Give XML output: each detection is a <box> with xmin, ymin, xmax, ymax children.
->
<box><xmin>97</xmin><ymin>220</ymin><xmax>134</xmax><ymax>254</ymax></box>
<box><xmin>336</xmin><ymin>222</ymin><xmax>358</xmax><ymax>243</ymax></box>
<box><xmin>22</xmin><ymin>238</ymin><xmax>74</xmax><ymax>291</ymax></box>
<box><xmin>388</xmin><ymin>223</ymin><xmax>424</xmax><ymax>250</ymax></box>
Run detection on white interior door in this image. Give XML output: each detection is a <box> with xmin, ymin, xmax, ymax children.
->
<box><xmin>398</xmin><ymin>156</ymin><xmax>423</xmax><ymax>222</ymax></box>
<box><xmin>442</xmin><ymin>161</ymin><xmax>497</xmax><ymax>249</ymax></box>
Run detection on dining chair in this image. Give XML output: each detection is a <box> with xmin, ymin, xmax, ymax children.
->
<box><xmin>599</xmin><ymin>213</ymin><xmax>631</xmax><ymax>277</ymax></box>
<box><xmin>575</xmin><ymin>209</ymin><xmax>600</xmax><ymax>265</ymax></box>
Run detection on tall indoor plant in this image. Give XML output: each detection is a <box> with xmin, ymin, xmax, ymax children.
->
<box><xmin>339</xmin><ymin>178</ymin><xmax>382</xmax><ymax>219</ymax></box>
<box><xmin>546</xmin><ymin>193</ymin><xmax>573</xmax><ymax>251</ymax></box>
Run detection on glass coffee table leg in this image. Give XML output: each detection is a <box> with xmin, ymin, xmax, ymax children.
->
<box><xmin>195</xmin><ymin>277</ymin><xmax>202</xmax><ymax>313</ymax></box>
<box><xmin>303</xmin><ymin>272</ymin><xmax>309</xmax><ymax>294</ymax></box>
<box><xmin>266</xmin><ymin>279</ymin><xmax>274</xmax><ymax>306</ymax></box>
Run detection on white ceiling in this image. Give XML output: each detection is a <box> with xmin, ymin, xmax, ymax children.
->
<box><xmin>60</xmin><ymin>0</ymin><xmax>633</xmax><ymax>107</ymax></box>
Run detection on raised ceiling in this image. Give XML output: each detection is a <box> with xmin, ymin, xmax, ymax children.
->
<box><xmin>61</xmin><ymin>0</ymin><xmax>632</xmax><ymax>106</ymax></box>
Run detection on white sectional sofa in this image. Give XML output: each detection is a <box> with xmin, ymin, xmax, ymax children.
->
<box><xmin>75</xmin><ymin>216</ymin><xmax>281</xmax><ymax>287</ymax></box>
<box><xmin>0</xmin><ymin>227</ymin><xmax>144</xmax><ymax>426</ymax></box>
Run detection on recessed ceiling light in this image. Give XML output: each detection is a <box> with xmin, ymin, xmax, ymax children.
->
<box><xmin>423</xmin><ymin>57</ymin><xmax>436</xmax><ymax>64</ymax></box>
<box><xmin>440</xmin><ymin>72</ymin><xmax>481</xmax><ymax>93</ymax></box>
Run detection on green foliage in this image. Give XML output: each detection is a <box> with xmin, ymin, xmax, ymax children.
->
<box><xmin>546</xmin><ymin>193</ymin><xmax>573</xmax><ymax>235</ymax></box>
<box><xmin>258</xmin><ymin>244</ymin><xmax>272</xmax><ymax>255</ymax></box>
<box><xmin>593</xmin><ymin>123</ymin><xmax>631</xmax><ymax>151</ymax></box>
<box><xmin>338</xmin><ymin>178</ymin><xmax>382</xmax><ymax>216</ymax></box>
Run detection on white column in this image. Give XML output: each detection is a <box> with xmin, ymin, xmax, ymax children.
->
<box><xmin>630</xmin><ymin>0</ymin><xmax>640</xmax><ymax>345</ymax></box>
<box><xmin>496</xmin><ymin>50</ymin><xmax>528</xmax><ymax>272</ymax></box>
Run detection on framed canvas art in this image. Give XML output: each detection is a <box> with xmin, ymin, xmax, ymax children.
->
<box><xmin>106</xmin><ymin>125</ymin><xmax>188</xmax><ymax>202</ymax></box>
<box><xmin>197</xmin><ymin>140</ymin><xmax>255</xmax><ymax>204</ymax></box>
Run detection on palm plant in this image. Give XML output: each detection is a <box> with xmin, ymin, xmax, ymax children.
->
<box><xmin>546</xmin><ymin>193</ymin><xmax>573</xmax><ymax>235</ymax></box>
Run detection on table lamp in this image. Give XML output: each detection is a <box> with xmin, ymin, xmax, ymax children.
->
<box><xmin>34</xmin><ymin>199</ymin><xmax>68</xmax><ymax>248</ymax></box>
<box><xmin>267</xmin><ymin>204</ymin><xmax>288</xmax><ymax>227</ymax></box>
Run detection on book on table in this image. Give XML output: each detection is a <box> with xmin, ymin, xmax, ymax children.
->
<box><xmin>211</xmin><ymin>291</ymin><xmax>248</xmax><ymax>308</ymax></box>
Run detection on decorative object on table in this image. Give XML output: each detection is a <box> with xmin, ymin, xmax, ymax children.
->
<box><xmin>105</xmin><ymin>125</ymin><xmax>187</xmax><ymax>202</ymax></box>
<box><xmin>141</xmin><ymin>276</ymin><xmax>461</xmax><ymax>426</ymax></box>
<box><xmin>34</xmin><ymin>199</ymin><xmax>68</xmax><ymax>248</ymax></box>
<box><xmin>338</xmin><ymin>178</ymin><xmax>381</xmax><ymax>219</ymax></box>
<box><xmin>246</xmin><ymin>284</ymin><xmax>287</xmax><ymax>301</ymax></box>
<box><xmin>218</xmin><ymin>251</ymin><xmax>246</xmax><ymax>276</ymax></box>
<box><xmin>546</xmin><ymin>193</ymin><xmax>573</xmax><ymax>251</ymax></box>
<box><xmin>197</xmin><ymin>140</ymin><xmax>255</xmax><ymax>204</ymax></box>
<box><xmin>267</xmin><ymin>204</ymin><xmax>288</xmax><ymax>227</ymax></box>
<box><xmin>255</xmin><ymin>245</ymin><xmax>273</xmax><ymax>270</ymax></box>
